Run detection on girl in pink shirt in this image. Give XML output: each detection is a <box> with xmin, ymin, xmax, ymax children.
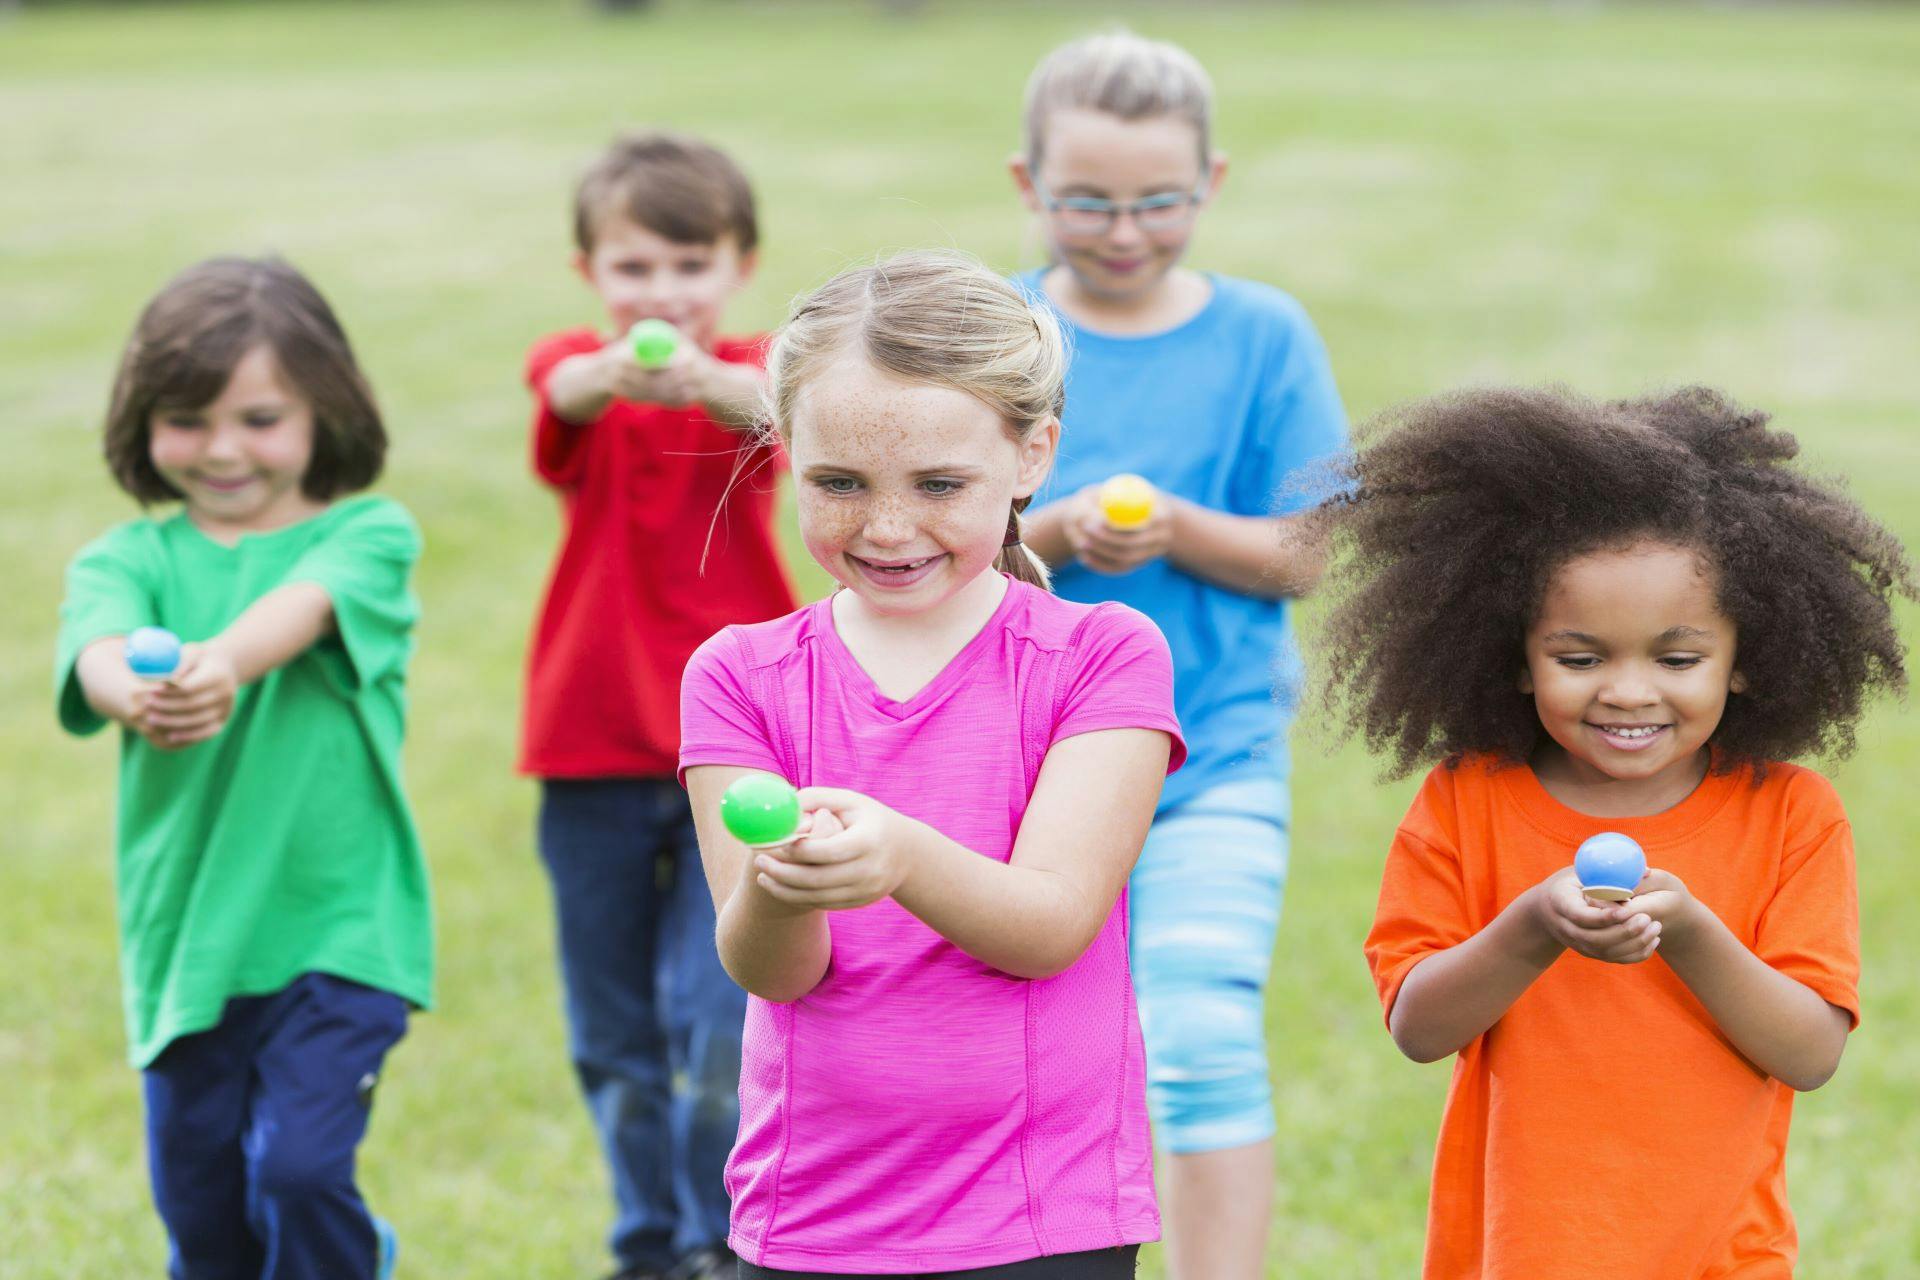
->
<box><xmin>679</xmin><ymin>250</ymin><xmax>1185</xmax><ymax>1277</ymax></box>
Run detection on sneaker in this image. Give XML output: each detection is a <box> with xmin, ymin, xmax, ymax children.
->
<box><xmin>665</xmin><ymin>1246</ymin><xmax>736</xmax><ymax>1280</ymax></box>
<box><xmin>374</xmin><ymin>1217</ymin><xmax>398</xmax><ymax>1280</ymax></box>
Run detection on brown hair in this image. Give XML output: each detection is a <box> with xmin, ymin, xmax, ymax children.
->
<box><xmin>1312</xmin><ymin>385</ymin><xmax>1916</xmax><ymax>778</ymax></box>
<box><xmin>764</xmin><ymin>250</ymin><xmax>1066</xmax><ymax>589</ymax></box>
<box><xmin>104</xmin><ymin>256</ymin><xmax>385</xmax><ymax>504</ymax></box>
<box><xmin>573</xmin><ymin>131</ymin><xmax>759</xmax><ymax>255</ymax></box>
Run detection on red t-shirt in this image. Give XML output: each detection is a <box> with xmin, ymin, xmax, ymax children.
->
<box><xmin>1366</xmin><ymin>755</ymin><xmax>1859</xmax><ymax>1280</ymax></box>
<box><xmin>520</xmin><ymin>328</ymin><xmax>797</xmax><ymax>778</ymax></box>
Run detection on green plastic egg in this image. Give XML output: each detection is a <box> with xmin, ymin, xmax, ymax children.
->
<box><xmin>721</xmin><ymin>774</ymin><xmax>801</xmax><ymax>847</ymax></box>
<box><xmin>629</xmin><ymin>318</ymin><xmax>681</xmax><ymax>367</ymax></box>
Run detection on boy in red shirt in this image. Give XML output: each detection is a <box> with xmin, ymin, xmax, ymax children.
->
<box><xmin>522</xmin><ymin>131</ymin><xmax>794</xmax><ymax>1280</ymax></box>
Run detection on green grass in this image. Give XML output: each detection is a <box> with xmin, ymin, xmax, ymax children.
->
<box><xmin>5</xmin><ymin>2</ymin><xmax>1919</xmax><ymax>1275</ymax></box>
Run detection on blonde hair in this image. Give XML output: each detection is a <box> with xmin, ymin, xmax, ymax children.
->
<box><xmin>1023</xmin><ymin>28</ymin><xmax>1215</xmax><ymax>170</ymax></box>
<box><xmin>765</xmin><ymin>249</ymin><xmax>1066</xmax><ymax>589</ymax></box>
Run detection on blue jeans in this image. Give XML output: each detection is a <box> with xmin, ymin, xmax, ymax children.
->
<box><xmin>142</xmin><ymin>972</ymin><xmax>408</xmax><ymax>1280</ymax></box>
<box><xmin>539</xmin><ymin>778</ymin><xmax>745</xmax><ymax>1270</ymax></box>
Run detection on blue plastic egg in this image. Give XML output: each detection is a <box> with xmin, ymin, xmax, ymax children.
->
<box><xmin>1574</xmin><ymin>831</ymin><xmax>1646</xmax><ymax>893</ymax></box>
<box><xmin>126</xmin><ymin>626</ymin><xmax>182</xmax><ymax>679</ymax></box>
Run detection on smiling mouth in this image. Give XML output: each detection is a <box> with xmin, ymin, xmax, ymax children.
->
<box><xmin>853</xmin><ymin>554</ymin><xmax>939</xmax><ymax>573</ymax></box>
<box><xmin>1588</xmin><ymin>722</ymin><xmax>1672</xmax><ymax>750</ymax></box>
<box><xmin>194</xmin><ymin>474</ymin><xmax>256</xmax><ymax>493</ymax></box>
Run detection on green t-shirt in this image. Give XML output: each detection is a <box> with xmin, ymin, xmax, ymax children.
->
<box><xmin>56</xmin><ymin>495</ymin><xmax>435</xmax><ymax>1068</ymax></box>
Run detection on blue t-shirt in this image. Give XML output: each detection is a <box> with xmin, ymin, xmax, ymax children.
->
<box><xmin>1022</xmin><ymin>272</ymin><xmax>1348</xmax><ymax>810</ymax></box>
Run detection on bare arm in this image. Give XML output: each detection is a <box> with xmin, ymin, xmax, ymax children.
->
<box><xmin>1388</xmin><ymin>885</ymin><xmax>1564</xmax><ymax>1062</ymax></box>
<box><xmin>544</xmin><ymin>341</ymin><xmax>767</xmax><ymax>433</ymax></box>
<box><xmin>1632</xmin><ymin>873</ymin><xmax>1850</xmax><ymax>1091</ymax></box>
<box><xmin>755</xmin><ymin>728</ymin><xmax>1171</xmax><ymax>980</ymax></box>
<box><xmin>1165</xmin><ymin>502</ymin><xmax>1324</xmax><ymax>598</ymax></box>
<box><xmin>1388</xmin><ymin>869</ymin><xmax>1664</xmax><ymax>1063</ymax></box>
<box><xmin>141</xmin><ymin>583</ymin><xmax>335</xmax><ymax>748</ymax></box>
<box><xmin>893</xmin><ymin>728</ymin><xmax>1167</xmax><ymax>977</ymax></box>
<box><xmin>1025</xmin><ymin>483</ymin><xmax>1324</xmax><ymax>599</ymax></box>
<box><xmin>687</xmin><ymin>765</ymin><xmax>832</xmax><ymax>1003</ymax></box>
<box><xmin>74</xmin><ymin>636</ymin><xmax>154</xmax><ymax>733</ymax></box>
<box><xmin>71</xmin><ymin>582</ymin><xmax>334</xmax><ymax>749</ymax></box>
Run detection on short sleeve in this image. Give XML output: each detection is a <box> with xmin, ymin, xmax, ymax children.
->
<box><xmin>526</xmin><ymin>330</ymin><xmax>601</xmax><ymax>488</ymax></box>
<box><xmin>1364</xmin><ymin>793</ymin><xmax>1475</xmax><ymax>1027</ymax></box>
<box><xmin>285</xmin><ymin>499</ymin><xmax>421</xmax><ymax>693</ymax></box>
<box><xmin>55</xmin><ymin>524</ymin><xmax>161</xmax><ymax>736</ymax></box>
<box><xmin>1238</xmin><ymin>306</ymin><xmax>1349</xmax><ymax>517</ymax></box>
<box><xmin>1755</xmin><ymin>816</ymin><xmax>1861</xmax><ymax>1029</ymax></box>
<box><xmin>1051</xmin><ymin>604</ymin><xmax>1186</xmax><ymax>774</ymax></box>
<box><xmin>678</xmin><ymin>628</ymin><xmax>784</xmax><ymax>784</ymax></box>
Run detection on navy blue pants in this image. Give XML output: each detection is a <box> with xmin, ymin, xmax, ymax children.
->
<box><xmin>142</xmin><ymin>972</ymin><xmax>408</xmax><ymax>1280</ymax></box>
<box><xmin>539</xmin><ymin>777</ymin><xmax>746</xmax><ymax>1270</ymax></box>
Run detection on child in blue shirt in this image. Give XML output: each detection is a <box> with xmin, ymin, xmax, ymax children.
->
<box><xmin>1011</xmin><ymin>30</ymin><xmax>1348</xmax><ymax>1280</ymax></box>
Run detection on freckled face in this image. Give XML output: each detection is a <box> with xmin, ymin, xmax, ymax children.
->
<box><xmin>786</xmin><ymin>352</ymin><xmax>1056</xmax><ymax>617</ymax></box>
<box><xmin>1521</xmin><ymin>541</ymin><xmax>1746</xmax><ymax>794</ymax></box>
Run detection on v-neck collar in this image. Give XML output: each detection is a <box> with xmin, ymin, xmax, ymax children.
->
<box><xmin>815</xmin><ymin>575</ymin><xmax>1022</xmax><ymax>720</ymax></box>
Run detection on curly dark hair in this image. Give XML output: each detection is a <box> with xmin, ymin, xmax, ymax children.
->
<box><xmin>1310</xmin><ymin>385</ymin><xmax>1914</xmax><ymax>779</ymax></box>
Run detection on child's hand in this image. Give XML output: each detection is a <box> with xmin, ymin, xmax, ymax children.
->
<box><xmin>1062</xmin><ymin>481</ymin><xmax>1176</xmax><ymax>575</ymax></box>
<box><xmin>1533</xmin><ymin>867</ymin><xmax>1663</xmax><ymax>964</ymax></box>
<box><xmin>751</xmin><ymin>788</ymin><xmax>918</xmax><ymax>912</ymax></box>
<box><xmin>1611</xmin><ymin>869</ymin><xmax>1703</xmax><ymax>945</ymax></box>
<box><xmin>141</xmin><ymin>642</ymin><xmax>238</xmax><ymax>749</ymax></box>
<box><xmin>597</xmin><ymin>339</ymin><xmax>705</xmax><ymax>408</ymax></box>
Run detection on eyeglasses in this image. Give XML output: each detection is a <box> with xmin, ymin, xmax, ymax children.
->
<box><xmin>1031</xmin><ymin>178</ymin><xmax>1209</xmax><ymax>236</ymax></box>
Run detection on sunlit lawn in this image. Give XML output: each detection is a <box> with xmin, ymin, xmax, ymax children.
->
<box><xmin>4</xmin><ymin>2</ymin><xmax>1917</xmax><ymax>1274</ymax></box>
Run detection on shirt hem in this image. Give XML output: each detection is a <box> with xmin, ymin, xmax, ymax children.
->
<box><xmin>129</xmin><ymin>960</ymin><xmax>432</xmax><ymax>1069</ymax></box>
<box><xmin>731</xmin><ymin>1218</ymin><xmax>1158</xmax><ymax>1274</ymax></box>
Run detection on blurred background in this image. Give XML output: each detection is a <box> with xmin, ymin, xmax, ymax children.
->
<box><xmin>3</xmin><ymin>2</ymin><xmax>1916</xmax><ymax>1275</ymax></box>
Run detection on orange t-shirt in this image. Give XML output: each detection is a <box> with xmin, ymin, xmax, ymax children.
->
<box><xmin>1365</xmin><ymin>755</ymin><xmax>1858</xmax><ymax>1280</ymax></box>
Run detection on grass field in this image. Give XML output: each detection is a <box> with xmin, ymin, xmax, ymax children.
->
<box><xmin>4</xmin><ymin>2</ymin><xmax>1918</xmax><ymax>1275</ymax></box>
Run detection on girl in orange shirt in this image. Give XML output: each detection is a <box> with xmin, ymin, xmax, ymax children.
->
<box><xmin>1315</xmin><ymin>386</ymin><xmax>1912</xmax><ymax>1278</ymax></box>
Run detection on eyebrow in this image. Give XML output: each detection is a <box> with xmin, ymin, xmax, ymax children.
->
<box><xmin>1540</xmin><ymin>626</ymin><xmax>1718</xmax><ymax>646</ymax></box>
<box><xmin>798</xmin><ymin>463</ymin><xmax>988</xmax><ymax>479</ymax></box>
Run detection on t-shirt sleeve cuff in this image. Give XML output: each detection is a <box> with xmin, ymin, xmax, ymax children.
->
<box><xmin>677</xmin><ymin>750</ymin><xmax>788</xmax><ymax>789</ymax></box>
<box><xmin>56</xmin><ymin>652</ymin><xmax>109</xmax><ymax>736</ymax></box>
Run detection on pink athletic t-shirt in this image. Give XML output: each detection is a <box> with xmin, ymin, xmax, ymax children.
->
<box><xmin>679</xmin><ymin>578</ymin><xmax>1185</xmax><ymax>1274</ymax></box>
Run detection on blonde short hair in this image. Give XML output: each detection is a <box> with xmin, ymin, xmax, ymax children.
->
<box><xmin>766</xmin><ymin>250</ymin><xmax>1066</xmax><ymax>588</ymax></box>
<box><xmin>1023</xmin><ymin>28</ymin><xmax>1215</xmax><ymax>170</ymax></box>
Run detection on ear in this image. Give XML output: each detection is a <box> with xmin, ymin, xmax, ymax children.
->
<box><xmin>1517</xmin><ymin>665</ymin><xmax>1535</xmax><ymax>696</ymax></box>
<box><xmin>1729</xmin><ymin>669</ymin><xmax>1749</xmax><ymax>694</ymax></box>
<box><xmin>1201</xmin><ymin>151</ymin><xmax>1229</xmax><ymax>204</ymax></box>
<box><xmin>734</xmin><ymin>247</ymin><xmax>759</xmax><ymax>287</ymax></box>
<box><xmin>571</xmin><ymin>250</ymin><xmax>592</xmax><ymax>286</ymax></box>
<box><xmin>1013</xmin><ymin>417</ymin><xmax>1060</xmax><ymax>499</ymax></box>
<box><xmin>1009</xmin><ymin>153</ymin><xmax>1043</xmax><ymax>213</ymax></box>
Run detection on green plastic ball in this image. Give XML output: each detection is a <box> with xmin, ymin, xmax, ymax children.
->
<box><xmin>628</xmin><ymin>318</ymin><xmax>681</xmax><ymax>368</ymax></box>
<box><xmin>721</xmin><ymin>774</ymin><xmax>801</xmax><ymax>847</ymax></box>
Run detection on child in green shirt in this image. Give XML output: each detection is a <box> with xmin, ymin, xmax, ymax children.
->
<box><xmin>57</xmin><ymin>256</ymin><xmax>432</xmax><ymax>1280</ymax></box>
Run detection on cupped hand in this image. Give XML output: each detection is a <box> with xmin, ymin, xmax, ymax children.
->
<box><xmin>751</xmin><ymin>787</ymin><xmax>918</xmax><ymax>912</ymax></box>
<box><xmin>1062</xmin><ymin>481</ymin><xmax>1176</xmax><ymax>576</ymax></box>
<box><xmin>139</xmin><ymin>642</ymin><xmax>238</xmax><ymax>749</ymax></box>
<box><xmin>1535</xmin><ymin>867</ymin><xmax>1663</xmax><ymax>965</ymax></box>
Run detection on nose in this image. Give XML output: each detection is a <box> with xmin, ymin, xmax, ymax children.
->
<box><xmin>1598</xmin><ymin>665</ymin><xmax>1660</xmax><ymax>710</ymax></box>
<box><xmin>203</xmin><ymin>422</ymin><xmax>245</xmax><ymax>463</ymax></box>
<box><xmin>862</xmin><ymin>498</ymin><xmax>915</xmax><ymax>549</ymax></box>
<box><xmin>1103</xmin><ymin>211</ymin><xmax>1149</xmax><ymax>249</ymax></box>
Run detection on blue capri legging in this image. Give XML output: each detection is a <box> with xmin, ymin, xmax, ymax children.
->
<box><xmin>1127</xmin><ymin>773</ymin><xmax>1290</xmax><ymax>1154</ymax></box>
